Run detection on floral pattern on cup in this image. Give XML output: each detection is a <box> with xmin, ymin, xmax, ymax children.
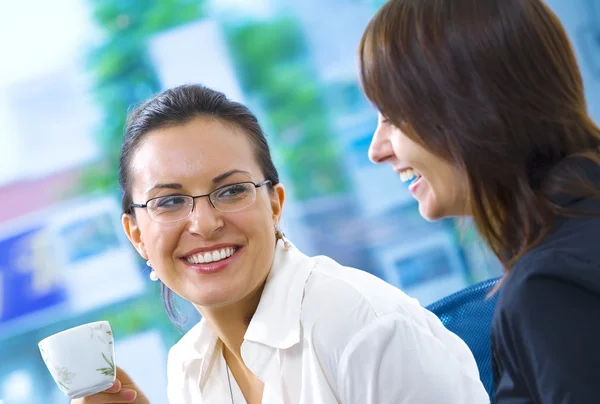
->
<box><xmin>96</xmin><ymin>352</ymin><xmax>115</xmax><ymax>377</ymax></box>
<box><xmin>55</xmin><ymin>366</ymin><xmax>76</xmax><ymax>390</ymax></box>
<box><xmin>90</xmin><ymin>322</ymin><xmax>114</xmax><ymax>345</ymax></box>
<box><xmin>39</xmin><ymin>344</ymin><xmax>77</xmax><ymax>392</ymax></box>
<box><xmin>89</xmin><ymin>323</ymin><xmax>115</xmax><ymax>377</ymax></box>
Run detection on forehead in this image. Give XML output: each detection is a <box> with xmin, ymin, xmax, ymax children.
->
<box><xmin>130</xmin><ymin>117</ymin><xmax>259</xmax><ymax>190</ymax></box>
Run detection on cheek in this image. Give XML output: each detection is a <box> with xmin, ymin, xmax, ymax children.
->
<box><xmin>230</xmin><ymin>209</ymin><xmax>275</xmax><ymax>242</ymax></box>
<box><xmin>389</xmin><ymin>136</ymin><xmax>407</xmax><ymax>158</ymax></box>
<box><xmin>431</xmin><ymin>166</ymin><xmax>469</xmax><ymax>211</ymax></box>
<box><xmin>236</xmin><ymin>195</ymin><xmax>275</xmax><ymax>226</ymax></box>
<box><xmin>390</xmin><ymin>135</ymin><xmax>425</xmax><ymax>163</ymax></box>
<box><xmin>143</xmin><ymin>223</ymin><xmax>182</xmax><ymax>259</ymax></box>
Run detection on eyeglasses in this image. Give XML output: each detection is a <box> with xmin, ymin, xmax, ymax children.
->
<box><xmin>130</xmin><ymin>180</ymin><xmax>272</xmax><ymax>223</ymax></box>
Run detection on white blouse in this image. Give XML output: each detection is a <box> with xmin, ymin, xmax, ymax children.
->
<box><xmin>167</xmin><ymin>240</ymin><xmax>490</xmax><ymax>403</ymax></box>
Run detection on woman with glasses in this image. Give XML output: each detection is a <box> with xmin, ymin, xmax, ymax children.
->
<box><xmin>359</xmin><ymin>0</ymin><xmax>600</xmax><ymax>402</ymax></box>
<box><xmin>74</xmin><ymin>84</ymin><xmax>488</xmax><ymax>404</ymax></box>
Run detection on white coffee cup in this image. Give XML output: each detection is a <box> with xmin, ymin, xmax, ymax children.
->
<box><xmin>38</xmin><ymin>321</ymin><xmax>116</xmax><ymax>399</ymax></box>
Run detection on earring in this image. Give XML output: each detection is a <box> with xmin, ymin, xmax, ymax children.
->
<box><xmin>275</xmin><ymin>225</ymin><xmax>290</xmax><ymax>249</ymax></box>
<box><xmin>146</xmin><ymin>260</ymin><xmax>159</xmax><ymax>281</ymax></box>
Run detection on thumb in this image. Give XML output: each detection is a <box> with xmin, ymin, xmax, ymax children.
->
<box><xmin>114</xmin><ymin>367</ymin><xmax>137</xmax><ymax>386</ymax></box>
<box><xmin>113</xmin><ymin>367</ymin><xmax>150</xmax><ymax>403</ymax></box>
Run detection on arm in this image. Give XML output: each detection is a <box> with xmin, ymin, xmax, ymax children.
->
<box><xmin>501</xmin><ymin>274</ymin><xmax>600</xmax><ymax>403</ymax></box>
<box><xmin>337</xmin><ymin>313</ymin><xmax>490</xmax><ymax>404</ymax></box>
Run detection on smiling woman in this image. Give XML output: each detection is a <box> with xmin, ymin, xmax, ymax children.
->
<box><xmin>73</xmin><ymin>84</ymin><xmax>489</xmax><ymax>404</ymax></box>
<box><xmin>122</xmin><ymin>111</ymin><xmax>283</xmax><ymax>314</ymax></box>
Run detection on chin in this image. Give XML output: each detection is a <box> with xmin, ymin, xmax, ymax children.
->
<box><xmin>418</xmin><ymin>202</ymin><xmax>447</xmax><ymax>222</ymax></box>
<box><xmin>183</xmin><ymin>288</ymin><xmax>237</xmax><ymax>309</ymax></box>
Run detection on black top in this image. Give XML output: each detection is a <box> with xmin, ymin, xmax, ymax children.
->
<box><xmin>492</xmin><ymin>160</ymin><xmax>600</xmax><ymax>404</ymax></box>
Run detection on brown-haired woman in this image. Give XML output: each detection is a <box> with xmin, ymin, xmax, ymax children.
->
<box><xmin>359</xmin><ymin>0</ymin><xmax>600</xmax><ymax>402</ymax></box>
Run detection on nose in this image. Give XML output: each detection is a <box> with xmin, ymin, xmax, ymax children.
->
<box><xmin>368</xmin><ymin>123</ymin><xmax>394</xmax><ymax>164</ymax></box>
<box><xmin>186</xmin><ymin>196</ymin><xmax>224</xmax><ymax>237</ymax></box>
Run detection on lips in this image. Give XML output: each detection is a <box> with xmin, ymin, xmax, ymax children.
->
<box><xmin>180</xmin><ymin>244</ymin><xmax>243</xmax><ymax>275</ymax></box>
<box><xmin>186</xmin><ymin>246</ymin><xmax>237</xmax><ymax>264</ymax></box>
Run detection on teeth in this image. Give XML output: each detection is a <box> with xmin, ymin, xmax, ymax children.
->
<box><xmin>399</xmin><ymin>168</ymin><xmax>419</xmax><ymax>183</ymax></box>
<box><xmin>187</xmin><ymin>247</ymin><xmax>236</xmax><ymax>264</ymax></box>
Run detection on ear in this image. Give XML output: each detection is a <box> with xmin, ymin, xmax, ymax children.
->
<box><xmin>122</xmin><ymin>213</ymin><xmax>147</xmax><ymax>260</ymax></box>
<box><xmin>270</xmin><ymin>183</ymin><xmax>286</xmax><ymax>225</ymax></box>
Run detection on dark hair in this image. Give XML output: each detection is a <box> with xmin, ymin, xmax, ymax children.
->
<box><xmin>119</xmin><ymin>84</ymin><xmax>280</xmax><ymax>326</ymax></box>
<box><xmin>359</xmin><ymin>0</ymin><xmax>600</xmax><ymax>274</ymax></box>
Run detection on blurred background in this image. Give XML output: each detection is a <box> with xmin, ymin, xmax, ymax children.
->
<box><xmin>0</xmin><ymin>0</ymin><xmax>598</xmax><ymax>402</ymax></box>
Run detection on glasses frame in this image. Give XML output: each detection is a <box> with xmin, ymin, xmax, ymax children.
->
<box><xmin>129</xmin><ymin>179</ymin><xmax>272</xmax><ymax>222</ymax></box>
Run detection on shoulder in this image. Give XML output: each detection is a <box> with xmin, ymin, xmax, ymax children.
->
<box><xmin>300</xmin><ymin>255</ymin><xmax>428</xmax><ymax>331</ymax></box>
<box><xmin>497</xmin><ymin>248</ymin><xmax>600</xmax><ymax>336</ymax></box>
<box><xmin>504</xmin><ymin>247</ymin><xmax>600</xmax><ymax>306</ymax></box>
<box><xmin>512</xmin><ymin>203</ymin><xmax>600</xmax><ymax>284</ymax></box>
<box><xmin>301</xmin><ymin>260</ymin><xmax>488</xmax><ymax>403</ymax></box>
<box><xmin>299</xmin><ymin>255</ymin><xmax>461</xmax><ymax>365</ymax></box>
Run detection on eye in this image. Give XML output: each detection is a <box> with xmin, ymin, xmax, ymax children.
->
<box><xmin>214</xmin><ymin>183</ymin><xmax>252</xmax><ymax>199</ymax></box>
<box><xmin>154</xmin><ymin>195</ymin><xmax>188</xmax><ymax>208</ymax></box>
<box><xmin>382</xmin><ymin>116</ymin><xmax>407</xmax><ymax>128</ymax></box>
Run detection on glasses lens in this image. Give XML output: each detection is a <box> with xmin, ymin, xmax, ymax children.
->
<box><xmin>147</xmin><ymin>195</ymin><xmax>193</xmax><ymax>222</ymax></box>
<box><xmin>211</xmin><ymin>183</ymin><xmax>256</xmax><ymax>212</ymax></box>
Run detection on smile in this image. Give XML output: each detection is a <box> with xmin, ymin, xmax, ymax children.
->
<box><xmin>399</xmin><ymin>168</ymin><xmax>421</xmax><ymax>185</ymax></box>
<box><xmin>186</xmin><ymin>247</ymin><xmax>237</xmax><ymax>264</ymax></box>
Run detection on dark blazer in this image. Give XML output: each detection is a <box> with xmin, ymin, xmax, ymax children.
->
<box><xmin>492</xmin><ymin>159</ymin><xmax>600</xmax><ymax>404</ymax></box>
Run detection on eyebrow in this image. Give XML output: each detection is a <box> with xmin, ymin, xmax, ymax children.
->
<box><xmin>145</xmin><ymin>169</ymin><xmax>251</xmax><ymax>195</ymax></box>
<box><xmin>145</xmin><ymin>183</ymin><xmax>183</xmax><ymax>195</ymax></box>
<box><xmin>211</xmin><ymin>169</ymin><xmax>252</xmax><ymax>183</ymax></box>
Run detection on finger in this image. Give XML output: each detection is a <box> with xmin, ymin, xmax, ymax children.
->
<box><xmin>79</xmin><ymin>389</ymin><xmax>137</xmax><ymax>403</ymax></box>
<box><xmin>105</xmin><ymin>380</ymin><xmax>122</xmax><ymax>393</ymax></box>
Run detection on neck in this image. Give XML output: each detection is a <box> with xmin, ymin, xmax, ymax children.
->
<box><xmin>195</xmin><ymin>281</ymin><xmax>265</xmax><ymax>361</ymax></box>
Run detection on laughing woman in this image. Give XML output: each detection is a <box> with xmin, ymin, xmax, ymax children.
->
<box><xmin>359</xmin><ymin>0</ymin><xmax>600</xmax><ymax>403</ymax></box>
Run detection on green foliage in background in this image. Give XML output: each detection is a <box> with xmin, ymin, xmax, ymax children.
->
<box><xmin>226</xmin><ymin>18</ymin><xmax>350</xmax><ymax>200</ymax></box>
<box><xmin>83</xmin><ymin>3</ymin><xmax>350</xmax><ymax>201</ymax></box>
